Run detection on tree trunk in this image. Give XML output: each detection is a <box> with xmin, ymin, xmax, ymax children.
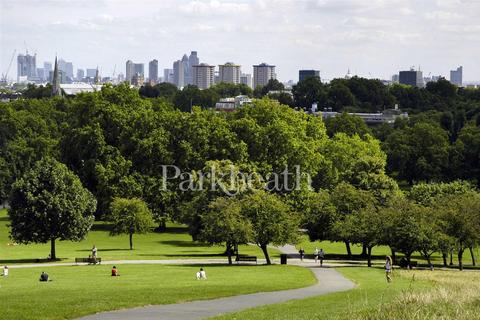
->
<box><xmin>50</xmin><ymin>238</ymin><xmax>56</xmax><ymax>260</ymax></box>
<box><xmin>442</xmin><ymin>251</ymin><xmax>448</xmax><ymax>267</ymax></box>
<box><xmin>129</xmin><ymin>233</ymin><xmax>133</xmax><ymax>250</ymax></box>
<box><xmin>427</xmin><ymin>255</ymin><xmax>433</xmax><ymax>270</ymax></box>
<box><xmin>450</xmin><ymin>250</ymin><xmax>454</xmax><ymax>266</ymax></box>
<box><xmin>345</xmin><ymin>241</ymin><xmax>352</xmax><ymax>258</ymax></box>
<box><xmin>226</xmin><ymin>242</ymin><xmax>233</xmax><ymax>265</ymax></box>
<box><xmin>361</xmin><ymin>243</ymin><xmax>367</xmax><ymax>257</ymax></box>
<box><xmin>469</xmin><ymin>247</ymin><xmax>476</xmax><ymax>266</ymax></box>
<box><xmin>406</xmin><ymin>253</ymin><xmax>412</xmax><ymax>269</ymax></box>
<box><xmin>458</xmin><ymin>248</ymin><xmax>464</xmax><ymax>271</ymax></box>
<box><xmin>391</xmin><ymin>248</ymin><xmax>396</xmax><ymax>265</ymax></box>
<box><xmin>156</xmin><ymin>219</ymin><xmax>167</xmax><ymax>232</ymax></box>
<box><xmin>260</xmin><ymin>244</ymin><xmax>271</xmax><ymax>265</ymax></box>
<box><xmin>367</xmin><ymin>246</ymin><xmax>372</xmax><ymax>267</ymax></box>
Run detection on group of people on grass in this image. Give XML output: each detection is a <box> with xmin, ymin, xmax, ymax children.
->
<box><xmin>298</xmin><ymin>248</ymin><xmax>325</xmax><ymax>266</ymax></box>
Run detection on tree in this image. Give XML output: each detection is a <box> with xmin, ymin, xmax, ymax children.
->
<box><xmin>241</xmin><ymin>191</ymin><xmax>299</xmax><ymax>264</ymax></box>
<box><xmin>109</xmin><ymin>197</ymin><xmax>155</xmax><ymax>250</ymax></box>
<box><xmin>9</xmin><ymin>158</ymin><xmax>96</xmax><ymax>260</ymax></box>
<box><xmin>325</xmin><ymin>113</ymin><xmax>372</xmax><ymax>138</ymax></box>
<box><xmin>292</xmin><ymin>76</ymin><xmax>326</xmax><ymax>110</ymax></box>
<box><xmin>327</xmin><ymin>83</ymin><xmax>355</xmax><ymax>111</ymax></box>
<box><xmin>199</xmin><ymin>197</ymin><xmax>252</xmax><ymax>264</ymax></box>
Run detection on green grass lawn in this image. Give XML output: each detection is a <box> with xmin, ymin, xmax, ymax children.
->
<box><xmin>210</xmin><ymin>267</ymin><xmax>436</xmax><ymax>320</ymax></box>
<box><xmin>0</xmin><ymin>209</ymin><xmax>279</xmax><ymax>264</ymax></box>
<box><xmin>296</xmin><ymin>235</ymin><xmax>480</xmax><ymax>268</ymax></box>
<box><xmin>0</xmin><ymin>264</ymin><xmax>315</xmax><ymax>320</ymax></box>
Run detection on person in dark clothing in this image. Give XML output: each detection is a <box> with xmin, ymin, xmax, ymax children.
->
<box><xmin>39</xmin><ymin>271</ymin><xmax>49</xmax><ymax>282</ymax></box>
<box><xmin>298</xmin><ymin>248</ymin><xmax>305</xmax><ymax>261</ymax></box>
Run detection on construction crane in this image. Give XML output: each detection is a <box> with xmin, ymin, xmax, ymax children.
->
<box><xmin>1</xmin><ymin>49</ymin><xmax>16</xmax><ymax>83</ymax></box>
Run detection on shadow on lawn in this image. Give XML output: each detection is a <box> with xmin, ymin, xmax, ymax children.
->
<box><xmin>76</xmin><ymin>248</ymin><xmax>130</xmax><ymax>252</ymax></box>
<box><xmin>158</xmin><ymin>240</ymin><xmax>212</xmax><ymax>247</ymax></box>
<box><xmin>138</xmin><ymin>253</ymin><xmax>226</xmax><ymax>258</ymax></box>
<box><xmin>0</xmin><ymin>258</ymin><xmax>66</xmax><ymax>264</ymax></box>
<box><xmin>0</xmin><ymin>216</ymin><xmax>9</xmax><ymax>222</ymax></box>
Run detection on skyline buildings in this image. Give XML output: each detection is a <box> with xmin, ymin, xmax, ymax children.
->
<box><xmin>253</xmin><ymin>63</ymin><xmax>276</xmax><ymax>88</ymax></box>
<box><xmin>299</xmin><ymin>70</ymin><xmax>320</xmax><ymax>82</ymax></box>
<box><xmin>450</xmin><ymin>66</ymin><xmax>463</xmax><ymax>86</ymax></box>
<box><xmin>218</xmin><ymin>62</ymin><xmax>241</xmax><ymax>85</ymax></box>
<box><xmin>149</xmin><ymin>59</ymin><xmax>158</xmax><ymax>84</ymax></box>
<box><xmin>399</xmin><ymin>69</ymin><xmax>424</xmax><ymax>88</ymax></box>
<box><xmin>17</xmin><ymin>52</ymin><xmax>36</xmax><ymax>82</ymax></box>
<box><xmin>192</xmin><ymin>63</ymin><xmax>215</xmax><ymax>89</ymax></box>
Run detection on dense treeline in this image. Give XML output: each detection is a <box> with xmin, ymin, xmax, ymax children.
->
<box><xmin>3</xmin><ymin>80</ymin><xmax>480</xmax><ymax>267</ymax></box>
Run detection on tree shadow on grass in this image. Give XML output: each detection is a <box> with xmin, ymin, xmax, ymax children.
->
<box><xmin>155</xmin><ymin>226</ymin><xmax>189</xmax><ymax>234</ymax></box>
<box><xmin>76</xmin><ymin>248</ymin><xmax>130</xmax><ymax>252</ymax></box>
<box><xmin>0</xmin><ymin>216</ymin><xmax>9</xmax><ymax>222</ymax></box>
<box><xmin>137</xmin><ymin>253</ymin><xmax>226</xmax><ymax>258</ymax></box>
<box><xmin>159</xmin><ymin>240</ymin><xmax>214</xmax><ymax>248</ymax></box>
<box><xmin>0</xmin><ymin>258</ymin><xmax>67</xmax><ymax>264</ymax></box>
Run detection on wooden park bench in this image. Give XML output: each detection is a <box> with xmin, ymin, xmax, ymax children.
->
<box><xmin>75</xmin><ymin>257</ymin><xmax>101</xmax><ymax>265</ymax></box>
<box><xmin>235</xmin><ymin>255</ymin><xmax>257</xmax><ymax>264</ymax></box>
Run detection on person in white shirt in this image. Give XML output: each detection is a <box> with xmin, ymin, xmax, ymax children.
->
<box><xmin>1</xmin><ymin>265</ymin><xmax>8</xmax><ymax>277</ymax></box>
<box><xmin>196</xmin><ymin>268</ymin><xmax>207</xmax><ymax>280</ymax></box>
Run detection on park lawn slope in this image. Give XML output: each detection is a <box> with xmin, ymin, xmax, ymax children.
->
<box><xmin>0</xmin><ymin>209</ymin><xmax>279</xmax><ymax>263</ymax></box>
<box><xmin>0</xmin><ymin>264</ymin><xmax>315</xmax><ymax>320</ymax></box>
<box><xmin>210</xmin><ymin>267</ymin><xmax>435</xmax><ymax>320</ymax></box>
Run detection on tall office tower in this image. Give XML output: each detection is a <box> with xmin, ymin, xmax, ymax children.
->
<box><xmin>299</xmin><ymin>70</ymin><xmax>320</xmax><ymax>82</ymax></box>
<box><xmin>36</xmin><ymin>68</ymin><xmax>45</xmax><ymax>81</ymax></box>
<box><xmin>186</xmin><ymin>51</ymin><xmax>199</xmax><ymax>85</ymax></box>
<box><xmin>164</xmin><ymin>68</ymin><xmax>174</xmax><ymax>84</ymax></box>
<box><xmin>149</xmin><ymin>59</ymin><xmax>159</xmax><ymax>84</ymax></box>
<box><xmin>192</xmin><ymin>63</ymin><xmax>215</xmax><ymax>89</ymax></box>
<box><xmin>77</xmin><ymin>69</ymin><xmax>85</xmax><ymax>81</ymax></box>
<box><xmin>240</xmin><ymin>73</ymin><xmax>252</xmax><ymax>88</ymax></box>
<box><xmin>134</xmin><ymin>63</ymin><xmax>144</xmax><ymax>77</ymax></box>
<box><xmin>44</xmin><ymin>62</ymin><xmax>52</xmax><ymax>76</ymax></box>
<box><xmin>17</xmin><ymin>52</ymin><xmax>37</xmax><ymax>81</ymax></box>
<box><xmin>173</xmin><ymin>60</ymin><xmax>185</xmax><ymax>88</ymax></box>
<box><xmin>126</xmin><ymin>60</ymin><xmax>134</xmax><ymax>83</ymax></box>
<box><xmin>399</xmin><ymin>68</ymin><xmax>424</xmax><ymax>87</ymax></box>
<box><xmin>86</xmin><ymin>68</ymin><xmax>97</xmax><ymax>78</ymax></box>
<box><xmin>253</xmin><ymin>63</ymin><xmax>276</xmax><ymax>88</ymax></box>
<box><xmin>181</xmin><ymin>54</ymin><xmax>189</xmax><ymax>85</ymax></box>
<box><xmin>218</xmin><ymin>62</ymin><xmax>241</xmax><ymax>84</ymax></box>
<box><xmin>65</xmin><ymin>62</ymin><xmax>74</xmax><ymax>80</ymax></box>
<box><xmin>57</xmin><ymin>59</ymin><xmax>67</xmax><ymax>73</ymax></box>
<box><xmin>450</xmin><ymin>66</ymin><xmax>463</xmax><ymax>86</ymax></box>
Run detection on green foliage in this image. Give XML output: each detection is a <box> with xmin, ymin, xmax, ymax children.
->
<box><xmin>292</xmin><ymin>76</ymin><xmax>326</xmax><ymax>110</ymax></box>
<box><xmin>8</xmin><ymin>158</ymin><xmax>96</xmax><ymax>259</ymax></box>
<box><xmin>109</xmin><ymin>197</ymin><xmax>155</xmax><ymax>250</ymax></box>
<box><xmin>325</xmin><ymin>112</ymin><xmax>372</xmax><ymax>138</ymax></box>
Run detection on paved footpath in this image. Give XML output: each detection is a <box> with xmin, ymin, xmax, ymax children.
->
<box><xmin>77</xmin><ymin>246</ymin><xmax>356</xmax><ymax>320</ymax></box>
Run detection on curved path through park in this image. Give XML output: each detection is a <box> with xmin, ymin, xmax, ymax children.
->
<box><xmin>77</xmin><ymin>245</ymin><xmax>356</xmax><ymax>320</ymax></box>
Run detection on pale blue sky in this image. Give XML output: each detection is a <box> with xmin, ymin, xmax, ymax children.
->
<box><xmin>1</xmin><ymin>0</ymin><xmax>479</xmax><ymax>82</ymax></box>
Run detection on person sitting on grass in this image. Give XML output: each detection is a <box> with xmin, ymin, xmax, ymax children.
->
<box><xmin>196</xmin><ymin>268</ymin><xmax>207</xmax><ymax>280</ymax></box>
<box><xmin>39</xmin><ymin>271</ymin><xmax>49</xmax><ymax>282</ymax></box>
<box><xmin>111</xmin><ymin>266</ymin><xmax>119</xmax><ymax>277</ymax></box>
<box><xmin>1</xmin><ymin>265</ymin><xmax>8</xmax><ymax>277</ymax></box>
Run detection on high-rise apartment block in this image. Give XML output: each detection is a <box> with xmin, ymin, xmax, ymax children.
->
<box><xmin>192</xmin><ymin>63</ymin><xmax>215</xmax><ymax>89</ymax></box>
<box><xmin>253</xmin><ymin>63</ymin><xmax>276</xmax><ymax>88</ymax></box>
<box><xmin>17</xmin><ymin>52</ymin><xmax>37</xmax><ymax>82</ymax></box>
<box><xmin>450</xmin><ymin>66</ymin><xmax>463</xmax><ymax>86</ymax></box>
<box><xmin>149</xmin><ymin>59</ymin><xmax>158</xmax><ymax>84</ymax></box>
<box><xmin>218</xmin><ymin>62</ymin><xmax>241</xmax><ymax>84</ymax></box>
<box><xmin>240</xmin><ymin>73</ymin><xmax>252</xmax><ymax>88</ymax></box>
<box><xmin>173</xmin><ymin>60</ymin><xmax>185</xmax><ymax>88</ymax></box>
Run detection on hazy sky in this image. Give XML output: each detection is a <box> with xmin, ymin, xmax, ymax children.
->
<box><xmin>1</xmin><ymin>0</ymin><xmax>480</xmax><ymax>82</ymax></box>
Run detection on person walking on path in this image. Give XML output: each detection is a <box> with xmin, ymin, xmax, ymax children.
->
<box><xmin>385</xmin><ymin>256</ymin><xmax>393</xmax><ymax>283</ymax></box>
<box><xmin>299</xmin><ymin>248</ymin><xmax>305</xmax><ymax>261</ymax></box>
<box><xmin>91</xmin><ymin>245</ymin><xmax>98</xmax><ymax>264</ymax></box>
<box><xmin>318</xmin><ymin>249</ymin><xmax>325</xmax><ymax>267</ymax></box>
<box><xmin>314</xmin><ymin>248</ymin><xmax>319</xmax><ymax>263</ymax></box>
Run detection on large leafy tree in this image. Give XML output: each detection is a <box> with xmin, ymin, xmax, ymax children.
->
<box><xmin>199</xmin><ymin>196</ymin><xmax>252</xmax><ymax>264</ymax></box>
<box><xmin>9</xmin><ymin>158</ymin><xmax>96</xmax><ymax>260</ymax></box>
<box><xmin>109</xmin><ymin>197</ymin><xmax>155</xmax><ymax>250</ymax></box>
<box><xmin>241</xmin><ymin>190</ymin><xmax>299</xmax><ymax>264</ymax></box>
<box><xmin>292</xmin><ymin>76</ymin><xmax>326</xmax><ymax>110</ymax></box>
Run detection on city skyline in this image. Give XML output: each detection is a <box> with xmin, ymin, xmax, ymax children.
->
<box><xmin>1</xmin><ymin>0</ymin><xmax>480</xmax><ymax>83</ymax></box>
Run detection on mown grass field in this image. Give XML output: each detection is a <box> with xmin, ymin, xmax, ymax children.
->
<box><xmin>211</xmin><ymin>267</ymin><xmax>480</xmax><ymax>320</ymax></box>
<box><xmin>0</xmin><ymin>264</ymin><xmax>315</xmax><ymax>320</ymax></box>
<box><xmin>0</xmin><ymin>209</ymin><xmax>279</xmax><ymax>264</ymax></box>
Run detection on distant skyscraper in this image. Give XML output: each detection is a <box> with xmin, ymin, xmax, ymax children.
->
<box><xmin>164</xmin><ymin>68</ymin><xmax>174</xmax><ymax>84</ymax></box>
<box><xmin>65</xmin><ymin>62</ymin><xmax>74</xmax><ymax>80</ymax></box>
<box><xmin>186</xmin><ymin>51</ymin><xmax>199</xmax><ymax>85</ymax></box>
<box><xmin>450</xmin><ymin>66</ymin><xmax>463</xmax><ymax>86</ymax></box>
<box><xmin>36</xmin><ymin>68</ymin><xmax>45</xmax><ymax>81</ymax></box>
<box><xmin>173</xmin><ymin>60</ymin><xmax>185</xmax><ymax>88</ymax></box>
<box><xmin>192</xmin><ymin>63</ymin><xmax>215</xmax><ymax>89</ymax></box>
<box><xmin>253</xmin><ymin>63</ymin><xmax>276</xmax><ymax>88</ymax></box>
<box><xmin>391</xmin><ymin>74</ymin><xmax>399</xmax><ymax>83</ymax></box>
<box><xmin>218</xmin><ymin>62</ymin><xmax>241</xmax><ymax>84</ymax></box>
<box><xmin>399</xmin><ymin>68</ymin><xmax>424</xmax><ymax>87</ymax></box>
<box><xmin>240</xmin><ymin>73</ymin><xmax>252</xmax><ymax>88</ymax></box>
<box><xmin>44</xmin><ymin>62</ymin><xmax>52</xmax><ymax>79</ymax></box>
<box><xmin>17</xmin><ymin>52</ymin><xmax>37</xmax><ymax>82</ymax></box>
<box><xmin>86</xmin><ymin>68</ymin><xmax>97</xmax><ymax>78</ymax></box>
<box><xmin>299</xmin><ymin>70</ymin><xmax>320</xmax><ymax>82</ymax></box>
<box><xmin>126</xmin><ymin>60</ymin><xmax>134</xmax><ymax>83</ymax></box>
<box><xmin>149</xmin><ymin>59</ymin><xmax>158</xmax><ymax>84</ymax></box>
<box><xmin>77</xmin><ymin>69</ymin><xmax>85</xmax><ymax>81</ymax></box>
<box><xmin>134</xmin><ymin>63</ymin><xmax>144</xmax><ymax>77</ymax></box>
